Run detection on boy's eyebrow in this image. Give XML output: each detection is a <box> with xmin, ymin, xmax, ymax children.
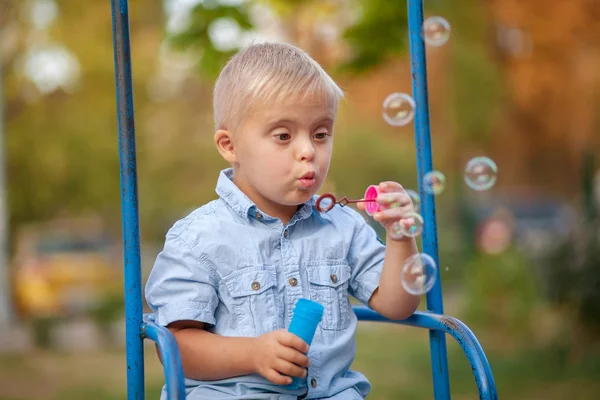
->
<box><xmin>266</xmin><ymin>116</ymin><xmax>335</xmax><ymax>130</ymax></box>
<box><xmin>266</xmin><ymin>119</ymin><xmax>296</xmax><ymax>129</ymax></box>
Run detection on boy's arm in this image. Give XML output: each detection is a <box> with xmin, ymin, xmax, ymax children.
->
<box><xmin>352</xmin><ymin>181</ymin><xmax>421</xmax><ymax>320</ymax></box>
<box><xmin>368</xmin><ymin>238</ymin><xmax>420</xmax><ymax>320</ymax></box>
<box><xmin>165</xmin><ymin>321</ymin><xmax>310</xmax><ymax>384</ymax></box>
<box><xmin>167</xmin><ymin>320</ymin><xmax>255</xmax><ymax>381</ymax></box>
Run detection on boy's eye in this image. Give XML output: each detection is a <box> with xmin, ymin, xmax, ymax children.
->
<box><xmin>314</xmin><ymin>132</ymin><xmax>329</xmax><ymax>140</ymax></box>
<box><xmin>275</xmin><ymin>133</ymin><xmax>291</xmax><ymax>141</ymax></box>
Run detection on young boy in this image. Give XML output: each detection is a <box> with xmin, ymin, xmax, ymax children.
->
<box><xmin>145</xmin><ymin>42</ymin><xmax>420</xmax><ymax>399</ymax></box>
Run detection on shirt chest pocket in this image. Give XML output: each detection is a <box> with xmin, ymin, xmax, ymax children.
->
<box><xmin>223</xmin><ymin>266</ymin><xmax>279</xmax><ymax>337</ymax></box>
<box><xmin>307</xmin><ymin>265</ymin><xmax>351</xmax><ymax>331</ymax></box>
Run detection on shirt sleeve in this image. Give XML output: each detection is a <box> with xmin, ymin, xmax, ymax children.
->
<box><xmin>345</xmin><ymin>209</ymin><xmax>386</xmax><ymax>306</ymax></box>
<box><xmin>145</xmin><ymin>232</ymin><xmax>219</xmax><ymax>327</ymax></box>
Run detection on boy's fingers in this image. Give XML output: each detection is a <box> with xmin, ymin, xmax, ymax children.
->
<box><xmin>279</xmin><ymin>346</ymin><xmax>310</xmax><ymax>367</ymax></box>
<box><xmin>275</xmin><ymin>359</ymin><xmax>307</xmax><ymax>379</ymax></box>
<box><xmin>400</xmin><ymin>217</ymin><xmax>416</xmax><ymax>228</ymax></box>
<box><xmin>378</xmin><ymin>181</ymin><xmax>404</xmax><ymax>192</ymax></box>
<box><xmin>278</xmin><ymin>332</ymin><xmax>309</xmax><ymax>353</ymax></box>
<box><xmin>376</xmin><ymin>192</ymin><xmax>411</xmax><ymax>207</ymax></box>
<box><xmin>265</xmin><ymin>369</ymin><xmax>292</xmax><ymax>386</ymax></box>
<box><xmin>373</xmin><ymin>205</ymin><xmax>415</xmax><ymax>221</ymax></box>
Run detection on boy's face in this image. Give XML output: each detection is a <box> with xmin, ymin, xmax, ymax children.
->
<box><xmin>223</xmin><ymin>93</ymin><xmax>336</xmax><ymax>221</ymax></box>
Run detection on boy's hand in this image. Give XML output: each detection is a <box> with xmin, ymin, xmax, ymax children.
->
<box><xmin>357</xmin><ymin>181</ymin><xmax>416</xmax><ymax>240</ymax></box>
<box><xmin>251</xmin><ymin>329</ymin><xmax>311</xmax><ymax>385</ymax></box>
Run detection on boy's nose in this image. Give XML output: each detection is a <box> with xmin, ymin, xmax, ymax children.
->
<box><xmin>297</xmin><ymin>141</ymin><xmax>315</xmax><ymax>161</ymax></box>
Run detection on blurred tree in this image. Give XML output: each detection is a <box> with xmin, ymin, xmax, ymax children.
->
<box><xmin>541</xmin><ymin>153</ymin><xmax>600</xmax><ymax>350</ymax></box>
<box><xmin>168</xmin><ymin>0</ymin><xmax>409</xmax><ymax>77</ymax></box>
<box><xmin>485</xmin><ymin>0</ymin><xmax>600</xmax><ymax>195</ymax></box>
<box><xmin>2</xmin><ymin>0</ymin><xmax>165</xmax><ymax>237</ymax></box>
<box><xmin>168</xmin><ymin>0</ymin><xmax>254</xmax><ymax>79</ymax></box>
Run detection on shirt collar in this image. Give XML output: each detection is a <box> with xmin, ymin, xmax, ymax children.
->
<box><xmin>215</xmin><ymin>168</ymin><xmax>317</xmax><ymax>223</ymax></box>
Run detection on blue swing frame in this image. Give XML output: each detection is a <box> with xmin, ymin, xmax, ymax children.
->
<box><xmin>110</xmin><ymin>0</ymin><xmax>498</xmax><ymax>398</ymax></box>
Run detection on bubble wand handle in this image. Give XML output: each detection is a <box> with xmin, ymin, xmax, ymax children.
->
<box><xmin>286</xmin><ymin>299</ymin><xmax>324</xmax><ymax>390</ymax></box>
<box><xmin>337</xmin><ymin>197</ymin><xmax>377</xmax><ymax>207</ymax></box>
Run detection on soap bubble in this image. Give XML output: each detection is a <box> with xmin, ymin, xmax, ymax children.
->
<box><xmin>389</xmin><ymin>212</ymin><xmax>424</xmax><ymax>239</ymax></box>
<box><xmin>382</xmin><ymin>93</ymin><xmax>415</xmax><ymax>127</ymax></box>
<box><xmin>406</xmin><ymin>189</ymin><xmax>421</xmax><ymax>212</ymax></box>
<box><xmin>389</xmin><ymin>222</ymin><xmax>404</xmax><ymax>240</ymax></box>
<box><xmin>401</xmin><ymin>253</ymin><xmax>437</xmax><ymax>295</ymax></box>
<box><xmin>400</xmin><ymin>212</ymin><xmax>424</xmax><ymax>237</ymax></box>
<box><xmin>423</xmin><ymin>171</ymin><xmax>446</xmax><ymax>195</ymax></box>
<box><xmin>464</xmin><ymin>157</ymin><xmax>498</xmax><ymax>191</ymax></box>
<box><xmin>423</xmin><ymin>16</ymin><xmax>451</xmax><ymax>47</ymax></box>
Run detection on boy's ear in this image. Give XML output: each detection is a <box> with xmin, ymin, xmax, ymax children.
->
<box><xmin>214</xmin><ymin>129</ymin><xmax>237</xmax><ymax>163</ymax></box>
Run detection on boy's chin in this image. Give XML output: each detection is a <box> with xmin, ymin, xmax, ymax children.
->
<box><xmin>280</xmin><ymin>192</ymin><xmax>315</xmax><ymax>206</ymax></box>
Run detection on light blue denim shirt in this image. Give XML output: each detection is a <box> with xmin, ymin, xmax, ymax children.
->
<box><xmin>145</xmin><ymin>169</ymin><xmax>385</xmax><ymax>399</ymax></box>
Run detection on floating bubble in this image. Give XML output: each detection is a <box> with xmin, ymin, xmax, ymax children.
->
<box><xmin>400</xmin><ymin>212</ymin><xmax>424</xmax><ymax>237</ymax></box>
<box><xmin>405</xmin><ymin>189</ymin><xmax>421</xmax><ymax>212</ymax></box>
<box><xmin>389</xmin><ymin>212</ymin><xmax>424</xmax><ymax>239</ymax></box>
<box><xmin>422</xmin><ymin>16</ymin><xmax>451</xmax><ymax>47</ymax></box>
<box><xmin>401</xmin><ymin>253</ymin><xmax>437</xmax><ymax>295</ymax></box>
<box><xmin>382</xmin><ymin>93</ymin><xmax>416</xmax><ymax>127</ymax></box>
<box><xmin>423</xmin><ymin>171</ymin><xmax>446</xmax><ymax>195</ymax></box>
<box><xmin>389</xmin><ymin>222</ymin><xmax>404</xmax><ymax>240</ymax></box>
<box><xmin>389</xmin><ymin>213</ymin><xmax>423</xmax><ymax>240</ymax></box>
<box><xmin>464</xmin><ymin>157</ymin><xmax>498</xmax><ymax>191</ymax></box>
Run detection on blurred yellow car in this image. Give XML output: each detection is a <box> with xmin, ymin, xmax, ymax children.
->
<box><xmin>12</xmin><ymin>218</ymin><xmax>121</xmax><ymax>319</ymax></box>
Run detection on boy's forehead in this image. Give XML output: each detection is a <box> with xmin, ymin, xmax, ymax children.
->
<box><xmin>255</xmin><ymin>93</ymin><xmax>337</xmax><ymax>119</ymax></box>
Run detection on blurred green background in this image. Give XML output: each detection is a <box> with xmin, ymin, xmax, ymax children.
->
<box><xmin>1</xmin><ymin>0</ymin><xmax>600</xmax><ymax>399</ymax></box>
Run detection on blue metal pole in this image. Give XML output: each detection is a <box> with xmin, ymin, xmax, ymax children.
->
<box><xmin>110</xmin><ymin>1</ymin><xmax>145</xmax><ymax>399</ymax></box>
<box><xmin>406</xmin><ymin>1</ymin><xmax>451</xmax><ymax>399</ymax></box>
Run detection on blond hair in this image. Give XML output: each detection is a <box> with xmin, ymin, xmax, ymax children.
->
<box><xmin>213</xmin><ymin>42</ymin><xmax>344</xmax><ymax>131</ymax></box>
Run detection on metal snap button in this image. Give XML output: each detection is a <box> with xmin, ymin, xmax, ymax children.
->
<box><xmin>330</xmin><ymin>274</ymin><xmax>338</xmax><ymax>283</ymax></box>
<box><xmin>251</xmin><ymin>281</ymin><xmax>261</xmax><ymax>291</ymax></box>
<box><xmin>283</xmin><ymin>229</ymin><xmax>289</xmax><ymax>238</ymax></box>
<box><xmin>289</xmin><ymin>277</ymin><xmax>298</xmax><ymax>287</ymax></box>
<box><xmin>256</xmin><ymin>212</ymin><xmax>263</xmax><ymax>221</ymax></box>
<box><xmin>310</xmin><ymin>378</ymin><xmax>317</xmax><ymax>388</ymax></box>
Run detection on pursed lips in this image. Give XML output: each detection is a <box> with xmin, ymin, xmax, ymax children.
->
<box><xmin>298</xmin><ymin>171</ymin><xmax>317</xmax><ymax>188</ymax></box>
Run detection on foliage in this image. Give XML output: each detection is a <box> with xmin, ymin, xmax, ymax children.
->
<box><xmin>462</xmin><ymin>248</ymin><xmax>540</xmax><ymax>344</ymax></box>
<box><xmin>541</xmin><ymin>153</ymin><xmax>600</xmax><ymax>337</ymax></box>
<box><xmin>168</xmin><ymin>1</ymin><xmax>254</xmax><ymax>79</ymax></box>
<box><xmin>443</xmin><ymin>0</ymin><xmax>504</xmax><ymax>143</ymax></box>
<box><xmin>87</xmin><ymin>291</ymin><xmax>124</xmax><ymax>333</ymax></box>
<box><xmin>168</xmin><ymin>0</ymin><xmax>410</xmax><ymax>75</ymax></box>
<box><xmin>338</xmin><ymin>0</ymin><xmax>408</xmax><ymax>73</ymax></box>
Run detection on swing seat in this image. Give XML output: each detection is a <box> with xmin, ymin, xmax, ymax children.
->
<box><xmin>142</xmin><ymin>306</ymin><xmax>498</xmax><ymax>400</ymax></box>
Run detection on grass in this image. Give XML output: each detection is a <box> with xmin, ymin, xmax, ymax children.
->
<box><xmin>1</xmin><ymin>323</ymin><xmax>599</xmax><ymax>399</ymax></box>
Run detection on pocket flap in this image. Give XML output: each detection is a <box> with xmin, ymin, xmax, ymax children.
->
<box><xmin>224</xmin><ymin>267</ymin><xmax>277</xmax><ymax>298</ymax></box>
<box><xmin>307</xmin><ymin>265</ymin><xmax>351</xmax><ymax>288</ymax></box>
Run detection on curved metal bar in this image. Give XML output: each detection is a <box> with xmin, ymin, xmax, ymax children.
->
<box><xmin>141</xmin><ymin>319</ymin><xmax>186</xmax><ymax>400</ymax></box>
<box><xmin>446</xmin><ymin>316</ymin><xmax>498</xmax><ymax>397</ymax></box>
<box><xmin>354</xmin><ymin>306</ymin><xmax>498</xmax><ymax>400</ymax></box>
